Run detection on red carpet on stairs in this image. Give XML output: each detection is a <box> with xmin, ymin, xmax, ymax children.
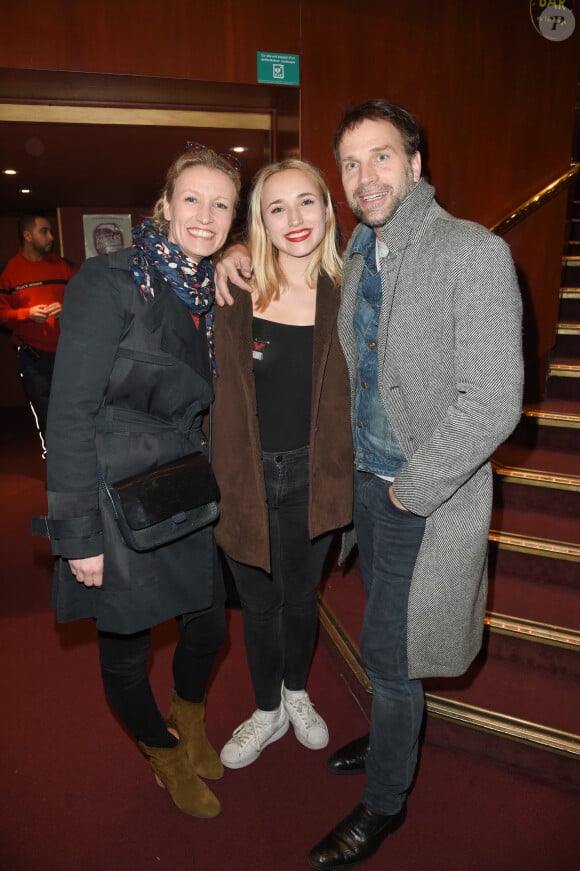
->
<box><xmin>1</xmin><ymin>407</ymin><xmax>580</xmax><ymax>871</ymax></box>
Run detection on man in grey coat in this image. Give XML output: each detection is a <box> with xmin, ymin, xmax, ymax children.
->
<box><xmin>308</xmin><ymin>100</ymin><xmax>523</xmax><ymax>869</ymax></box>
<box><xmin>216</xmin><ymin>99</ymin><xmax>523</xmax><ymax>870</ymax></box>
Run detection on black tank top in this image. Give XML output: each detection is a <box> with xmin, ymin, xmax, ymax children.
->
<box><xmin>252</xmin><ymin>316</ymin><xmax>314</xmax><ymax>452</ymax></box>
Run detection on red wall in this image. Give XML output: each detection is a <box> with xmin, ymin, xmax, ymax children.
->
<box><xmin>1</xmin><ymin>0</ymin><xmax>578</xmax><ymax>399</ymax></box>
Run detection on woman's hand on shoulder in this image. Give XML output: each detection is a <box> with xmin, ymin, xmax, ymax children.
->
<box><xmin>215</xmin><ymin>243</ymin><xmax>253</xmax><ymax>305</ymax></box>
<box><xmin>68</xmin><ymin>554</ymin><xmax>104</xmax><ymax>587</ymax></box>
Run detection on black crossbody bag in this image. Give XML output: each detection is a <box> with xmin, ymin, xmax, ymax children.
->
<box><xmin>101</xmin><ymin>450</ymin><xmax>220</xmax><ymax>552</ymax></box>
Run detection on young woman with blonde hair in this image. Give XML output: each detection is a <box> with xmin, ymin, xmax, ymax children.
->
<box><xmin>212</xmin><ymin>159</ymin><xmax>352</xmax><ymax>769</ymax></box>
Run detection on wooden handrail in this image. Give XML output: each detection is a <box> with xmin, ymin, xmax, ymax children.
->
<box><xmin>490</xmin><ymin>162</ymin><xmax>580</xmax><ymax>236</ymax></box>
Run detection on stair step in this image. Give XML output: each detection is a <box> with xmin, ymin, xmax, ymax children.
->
<box><xmin>556</xmin><ymin>322</ymin><xmax>580</xmax><ymax>335</ymax></box>
<box><xmin>485</xmin><ymin>611</ymin><xmax>580</xmax><ymax>654</ymax></box>
<box><xmin>489</xmin><ymin>593</ymin><xmax>578</xmax><ymax>672</ymax></box>
<box><xmin>482</xmin><ymin>617</ymin><xmax>580</xmax><ymax>681</ymax></box>
<box><xmin>547</xmin><ymin>360</ymin><xmax>580</xmax><ymax>399</ymax></box>
<box><xmin>426</xmin><ymin>655</ymin><xmax>580</xmax><ymax>737</ymax></box>
<box><xmin>507</xmin><ymin>404</ymin><xmax>579</xmax><ymax>450</ymax></box>
<box><xmin>493</xmin><ymin>442</ymin><xmax>579</xmax><ymax>476</ymax></box>
<box><xmin>492</xmin><ymin>461</ymin><xmax>580</xmax><ymax>491</ymax></box>
<box><xmin>493</xmin><ymin>476</ymin><xmax>578</xmax><ymax>516</ymax></box>
<box><xmin>318</xmin><ymin>594</ymin><xmax>580</xmax><ymax>788</ymax></box>
<box><xmin>562</xmin><ymin>257</ymin><xmax>580</xmax><ymax>285</ymax></box>
<box><xmin>550</xmin><ymin>334</ymin><xmax>580</xmax><ymax>362</ymax></box>
<box><xmin>489</xmin><ymin>520</ymin><xmax>579</xmax><ymax>557</ymax></box>
<box><xmin>547</xmin><ymin>379</ymin><xmax>580</xmax><ymax>401</ymax></box>
<box><xmin>488</xmin><ymin>569</ymin><xmax>580</xmax><ymax>626</ymax></box>
<box><xmin>523</xmin><ymin>400</ymin><xmax>580</xmax><ymax>421</ymax></box>
<box><xmin>424</xmin><ymin>696</ymin><xmax>580</xmax><ymax>762</ymax></box>
<box><xmin>422</xmin><ymin>703</ymin><xmax>580</xmax><ymax>791</ymax></box>
<box><xmin>547</xmin><ymin>376</ymin><xmax>580</xmax><ymax>396</ymax></box>
<box><xmin>549</xmin><ymin>360</ymin><xmax>580</xmax><ymax>377</ymax></box>
<box><xmin>559</xmin><ymin>290</ymin><xmax>580</xmax><ymax>321</ymax></box>
<box><xmin>491</xmin><ymin>541</ymin><xmax>579</xmax><ymax>588</ymax></box>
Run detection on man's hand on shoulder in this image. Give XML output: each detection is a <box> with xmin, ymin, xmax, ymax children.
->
<box><xmin>215</xmin><ymin>243</ymin><xmax>253</xmax><ymax>306</ymax></box>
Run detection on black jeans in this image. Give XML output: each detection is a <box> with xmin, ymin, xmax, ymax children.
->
<box><xmin>98</xmin><ymin>572</ymin><xmax>226</xmax><ymax>747</ymax></box>
<box><xmin>226</xmin><ymin>446</ymin><xmax>332</xmax><ymax>711</ymax></box>
<box><xmin>17</xmin><ymin>345</ymin><xmax>55</xmax><ymax>450</ymax></box>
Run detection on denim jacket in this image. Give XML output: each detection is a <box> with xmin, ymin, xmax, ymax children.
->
<box><xmin>351</xmin><ymin>226</ymin><xmax>405</xmax><ymax>478</ymax></box>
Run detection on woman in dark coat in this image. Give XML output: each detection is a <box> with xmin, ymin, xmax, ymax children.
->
<box><xmin>41</xmin><ymin>145</ymin><xmax>241</xmax><ymax>818</ymax></box>
<box><xmin>212</xmin><ymin>159</ymin><xmax>352</xmax><ymax>770</ymax></box>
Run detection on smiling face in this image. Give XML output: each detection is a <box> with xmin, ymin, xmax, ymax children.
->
<box><xmin>338</xmin><ymin>118</ymin><xmax>421</xmax><ymax>235</ymax></box>
<box><xmin>163</xmin><ymin>165</ymin><xmax>236</xmax><ymax>261</ymax></box>
<box><xmin>260</xmin><ymin>168</ymin><xmax>328</xmax><ymax>264</ymax></box>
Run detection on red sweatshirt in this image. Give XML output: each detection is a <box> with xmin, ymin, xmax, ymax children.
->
<box><xmin>0</xmin><ymin>252</ymin><xmax>76</xmax><ymax>352</ymax></box>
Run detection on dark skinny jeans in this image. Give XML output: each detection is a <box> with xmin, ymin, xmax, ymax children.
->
<box><xmin>98</xmin><ymin>566</ymin><xmax>226</xmax><ymax>747</ymax></box>
<box><xmin>226</xmin><ymin>446</ymin><xmax>332</xmax><ymax>711</ymax></box>
<box><xmin>354</xmin><ymin>470</ymin><xmax>426</xmax><ymax>816</ymax></box>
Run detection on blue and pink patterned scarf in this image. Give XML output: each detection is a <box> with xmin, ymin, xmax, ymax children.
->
<box><xmin>131</xmin><ymin>219</ymin><xmax>217</xmax><ymax>374</ymax></box>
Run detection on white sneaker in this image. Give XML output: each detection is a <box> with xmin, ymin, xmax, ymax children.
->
<box><xmin>283</xmin><ymin>691</ymin><xmax>329</xmax><ymax>750</ymax></box>
<box><xmin>220</xmin><ymin>707</ymin><xmax>289</xmax><ymax>769</ymax></box>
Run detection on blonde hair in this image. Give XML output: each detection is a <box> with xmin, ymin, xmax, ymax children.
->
<box><xmin>247</xmin><ymin>159</ymin><xmax>342</xmax><ymax>311</ymax></box>
<box><xmin>152</xmin><ymin>147</ymin><xmax>242</xmax><ymax>233</ymax></box>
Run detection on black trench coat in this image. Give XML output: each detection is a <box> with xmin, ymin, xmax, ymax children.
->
<box><xmin>45</xmin><ymin>249</ymin><xmax>218</xmax><ymax>634</ymax></box>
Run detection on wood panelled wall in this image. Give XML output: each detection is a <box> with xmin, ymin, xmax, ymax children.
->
<box><xmin>299</xmin><ymin>0</ymin><xmax>579</xmax><ymax>398</ymax></box>
<box><xmin>1</xmin><ymin>0</ymin><xmax>579</xmax><ymax>399</ymax></box>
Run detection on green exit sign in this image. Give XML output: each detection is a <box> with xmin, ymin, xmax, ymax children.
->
<box><xmin>257</xmin><ymin>51</ymin><xmax>300</xmax><ymax>86</ymax></box>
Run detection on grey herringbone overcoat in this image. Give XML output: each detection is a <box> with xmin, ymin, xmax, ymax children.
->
<box><xmin>339</xmin><ymin>179</ymin><xmax>524</xmax><ymax>678</ymax></box>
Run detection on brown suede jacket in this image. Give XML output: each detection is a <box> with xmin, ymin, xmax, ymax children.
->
<box><xmin>212</xmin><ymin>274</ymin><xmax>353</xmax><ymax>572</ymax></box>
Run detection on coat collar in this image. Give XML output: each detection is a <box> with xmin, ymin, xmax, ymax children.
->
<box><xmin>146</xmin><ymin>277</ymin><xmax>210</xmax><ymax>379</ymax></box>
<box><xmin>108</xmin><ymin>248</ymin><xmax>211</xmax><ymax>380</ymax></box>
<box><xmin>347</xmin><ymin>178</ymin><xmax>436</xmax><ymax>259</ymax></box>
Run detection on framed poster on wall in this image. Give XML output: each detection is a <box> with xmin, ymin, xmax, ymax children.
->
<box><xmin>82</xmin><ymin>214</ymin><xmax>132</xmax><ymax>258</ymax></box>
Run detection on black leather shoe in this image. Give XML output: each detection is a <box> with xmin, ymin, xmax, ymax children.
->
<box><xmin>326</xmin><ymin>734</ymin><xmax>370</xmax><ymax>775</ymax></box>
<box><xmin>308</xmin><ymin>802</ymin><xmax>406</xmax><ymax>870</ymax></box>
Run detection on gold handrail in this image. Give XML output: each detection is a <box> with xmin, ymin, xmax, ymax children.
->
<box><xmin>490</xmin><ymin>162</ymin><xmax>580</xmax><ymax>236</ymax></box>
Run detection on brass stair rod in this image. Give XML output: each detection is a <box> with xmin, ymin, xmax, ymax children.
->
<box><xmin>490</xmin><ymin>163</ymin><xmax>580</xmax><ymax>237</ymax></box>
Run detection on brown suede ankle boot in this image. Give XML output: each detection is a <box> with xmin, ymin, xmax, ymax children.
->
<box><xmin>139</xmin><ymin>734</ymin><xmax>221</xmax><ymax>818</ymax></box>
<box><xmin>167</xmin><ymin>689</ymin><xmax>224</xmax><ymax>780</ymax></box>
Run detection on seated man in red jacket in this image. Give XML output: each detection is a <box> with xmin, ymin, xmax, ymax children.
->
<box><xmin>0</xmin><ymin>213</ymin><xmax>75</xmax><ymax>454</ymax></box>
